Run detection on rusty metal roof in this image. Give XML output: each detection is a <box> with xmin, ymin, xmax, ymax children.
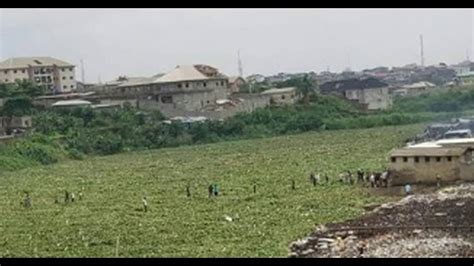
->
<box><xmin>390</xmin><ymin>147</ymin><xmax>467</xmax><ymax>157</ymax></box>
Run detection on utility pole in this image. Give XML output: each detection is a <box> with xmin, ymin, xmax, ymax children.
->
<box><xmin>238</xmin><ymin>49</ymin><xmax>243</xmax><ymax>77</ymax></box>
<box><xmin>420</xmin><ymin>34</ymin><xmax>425</xmax><ymax>67</ymax></box>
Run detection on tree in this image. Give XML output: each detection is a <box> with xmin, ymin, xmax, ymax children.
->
<box><xmin>1</xmin><ymin>96</ymin><xmax>33</xmax><ymax>116</ymax></box>
<box><xmin>296</xmin><ymin>75</ymin><xmax>318</xmax><ymax>105</ymax></box>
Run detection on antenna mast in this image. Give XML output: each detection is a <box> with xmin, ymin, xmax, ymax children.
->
<box><xmin>420</xmin><ymin>34</ymin><xmax>425</xmax><ymax>67</ymax></box>
<box><xmin>238</xmin><ymin>49</ymin><xmax>243</xmax><ymax>77</ymax></box>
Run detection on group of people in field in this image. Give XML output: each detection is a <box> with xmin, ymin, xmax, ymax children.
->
<box><xmin>309</xmin><ymin>168</ymin><xmax>392</xmax><ymax>188</ymax></box>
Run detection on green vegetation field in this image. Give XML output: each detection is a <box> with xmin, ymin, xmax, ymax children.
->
<box><xmin>0</xmin><ymin>124</ymin><xmax>422</xmax><ymax>257</ymax></box>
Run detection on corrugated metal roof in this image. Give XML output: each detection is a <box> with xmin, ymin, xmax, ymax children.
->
<box><xmin>391</xmin><ymin>147</ymin><xmax>467</xmax><ymax>157</ymax></box>
<box><xmin>261</xmin><ymin>87</ymin><xmax>296</xmax><ymax>95</ymax></box>
<box><xmin>154</xmin><ymin>65</ymin><xmax>209</xmax><ymax>83</ymax></box>
<box><xmin>0</xmin><ymin>57</ymin><xmax>74</xmax><ymax>69</ymax></box>
<box><xmin>52</xmin><ymin>100</ymin><xmax>91</xmax><ymax>107</ymax></box>
<box><xmin>402</xmin><ymin>81</ymin><xmax>436</xmax><ymax>89</ymax></box>
<box><xmin>436</xmin><ymin>138</ymin><xmax>474</xmax><ymax>145</ymax></box>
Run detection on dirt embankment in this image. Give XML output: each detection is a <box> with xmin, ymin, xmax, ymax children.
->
<box><xmin>289</xmin><ymin>183</ymin><xmax>474</xmax><ymax>258</ymax></box>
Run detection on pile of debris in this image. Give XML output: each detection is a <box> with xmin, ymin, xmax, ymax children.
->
<box><xmin>290</xmin><ymin>183</ymin><xmax>474</xmax><ymax>258</ymax></box>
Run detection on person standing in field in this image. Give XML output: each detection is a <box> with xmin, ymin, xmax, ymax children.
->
<box><xmin>208</xmin><ymin>184</ymin><xmax>213</xmax><ymax>198</ymax></box>
<box><xmin>23</xmin><ymin>192</ymin><xmax>31</xmax><ymax>208</ymax></box>
<box><xmin>64</xmin><ymin>190</ymin><xmax>70</xmax><ymax>204</ymax></box>
<box><xmin>357</xmin><ymin>169</ymin><xmax>364</xmax><ymax>183</ymax></box>
<box><xmin>291</xmin><ymin>180</ymin><xmax>296</xmax><ymax>190</ymax></box>
<box><xmin>309</xmin><ymin>172</ymin><xmax>316</xmax><ymax>186</ymax></box>
<box><xmin>369</xmin><ymin>173</ymin><xmax>376</xmax><ymax>188</ymax></box>
<box><xmin>339</xmin><ymin>173</ymin><xmax>345</xmax><ymax>183</ymax></box>
<box><xmin>325</xmin><ymin>174</ymin><xmax>329</xmax><ymax>183</ymax></box>
<box><xmin>315</xmin><ymin>173</ymin><xmax>320</xmax><ymax>185</ymax></box>
<box><xmin>436</xmin><ymin>175</ymin><xmax>441</xmax><ymax>188</ymax></box>
<box><xmin>142</xmin><ymin>196</ymin><xmax>148</xmax><ymax>212</ymax></box>
<box><xmin>186</xmin><ymin>184</ymin><xmax>191</xmax><ymax>197</ymax></box>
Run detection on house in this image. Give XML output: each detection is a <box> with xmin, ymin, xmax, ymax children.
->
<box><xmin>320</xmin><ymin>77</ymin><xmax>392</xmax><ymax>110</ymax></box>
<box><xmin>0</xmin><ymin>57</ymin><xmax>77</xmax><ymax>93</ymax></box>
<box><xmin>389</xmin><ymin>145</ymin><xmax>474</xmax><ymax>185</ymax></box>
<box><xmin>247</xmin><ymin>74</ymin><xmax>265</xmax><ymax>83</ymax></box>
<box><xmin>393</xmin><ymin>81</ymin><xmax>436</xmax><ymax>97</ymax></box>
<box><xmin>260</xmin><ymin>87</ymin><xmax>298</xmax><ymax>105</ymax></box>
<box><xmin>0</xmin><ymin>116</ymin><xmax>32</xmax><ymax>136</ymax></box>
<box><xmin>110</xmin><ymin>65</ymin><xmax>230</xmax><ymax>118</ymax></box>
<box><xmin>228</xmin><ymin>76</ymin><xmax>246</xmax><ymax>94</ymax></box>
<box><xmin>456</xmin><ymin>71</ymin><xmax>474</xmax><ymax>85</ymax></box>
<box><xmin>450</xmin><ymin>60</ymin><xmax>474</xmax><ymax>75</ymax></box>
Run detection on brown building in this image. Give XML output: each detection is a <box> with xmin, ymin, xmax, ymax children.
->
<box><xmin>389</xmin><ymin>139</ymin><xmax>474</xmax><ymax>185</ymax></box>
<box><xmin>228</xmin><ymin>76</ymin><xmax>246</xmax><ymax>94</ymax></box>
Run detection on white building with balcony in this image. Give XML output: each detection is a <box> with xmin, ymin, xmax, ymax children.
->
<box><xmin>0</xmin><ymin>57</ymin><xmax>77</xmax><ymax>93</ymax></box>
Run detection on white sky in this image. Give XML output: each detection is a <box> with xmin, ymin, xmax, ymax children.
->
<box><xmin>0</xmin><ymin>8</ymin><xmax>473</xmax><ymax>82</ymax></box>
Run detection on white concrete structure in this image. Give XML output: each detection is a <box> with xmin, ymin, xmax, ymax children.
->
<box><xmin>0</xmin><ymin>57</ymin><xmax>77</xmax><ymax>93</ymax></box>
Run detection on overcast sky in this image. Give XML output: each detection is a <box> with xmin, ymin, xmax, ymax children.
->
<box><xmin>0</xmin><ymin>8</ymin><xmax>473</xmax><ymax>82</ymax></box>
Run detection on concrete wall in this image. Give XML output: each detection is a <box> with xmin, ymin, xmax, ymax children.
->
<box><xmin>57</xmin><ymin>67</ymin><xmax>77</xmax><ymax>92</ymax></box>
<box><xmin>139</xmin><ymin>92</ymin><xmax>271</xmax><ymax>120</ymax></box>
<box><xmin>0</xmin><ymin>66</ymin><xmax>76</xmax><ymax>92</ymax></box>
<box><xmin>267</xmin><ymin>91</ymin><xmax>298</xmax><ymax>105</ymax></box>
<box><xmin>361</xmin><ymin>87</ymin><xmax>392</xmax><ymax>110</ymax></box>
<box><xmin>0</xmin><ymin>68</ymin><xmax>29</xmax><ymax>83</ymax></box>
<box><xmin>389</xmin><ymin>155</ymin><xmax>462</xmax><ymax>185</ymax></box>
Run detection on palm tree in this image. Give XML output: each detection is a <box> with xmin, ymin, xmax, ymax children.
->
<box><xmin>297</xmin><ymin>74</ymin><xmax>318</xmax><ymax>105</ymax></box>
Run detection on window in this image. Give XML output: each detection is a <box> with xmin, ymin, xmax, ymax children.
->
<box><xmin>391</xmin><ymin>157</ymin><xmax>396</xmax><ymax>163</ymax></box>
<box><xmin>281</xmin><ymin>95</ymin><xmax>286</xmax><ymax>99</ymax></box>
<box><xmin>216</xmin><ymin>82</ymin><xmax>219</xmax><ymax>86</ymax></box>
<box><xmin>63</xmin><ymin>85</ymin><xmax>67</xmax><ymax>89</ymax></box>
<box><xmin>403</xmin><ymin>157</ymin><xmax>407</xmax><ymax>162</ymax></box>
<box><xmin>4</xmin><ymin>79</ymin><xmax>8</xmax><ymax>82</ymax></box>
<box><xmin>62</xmin><ymin>76</ymin><xmax>66</xmax><ymax>80</ymax></box>
<box><xmin>177</xmin><ymin>84</ymin><xmax>182</xmax><ymax>88</ymax></box>
<box><xmin>206</xmin><ymin>100</ymin><xmax>210</xmax><ymax>104</ymax></box>
<box><xmin>70</xmin><ymin>76</ymin><xmax>73</xmax><ymax>80</ymax></box>
<box><xmin>161</xmin><ymin>95</ymin><xmax>173</xmax><ymax>103</ymax></box>
<box><xmin>203</xmin><ymin>82</ymin><xmax>207</xmax><ymax>87</ymax></box>
<box><xmin>447</xmin><ymin>156</ymin><xmax>452</xmax><ymax>162</ymax></box>
<box><xmin>69</xmin><ymin>68</ymin><xmax>73</xmax><ymax>72</ymax></box>
<box><xmin>436</xmin><ymin>157</ymin><xmax>441</xmax><ymax>162</ymax></box>
<box><xmin>61</xmin><ymin>69</ymin><xmax>65</xmax><ymax>72</ymax></box>
<box><xmin>13</xmin><ymin>70</ymin><xmax>17</xmax><ymax>74</ymax></box>
<box><xmin>414</xmin><ymin>157</ymin><xmax>419</xmax><ymax>163</ymax></box>
<box><xmin>185</xmin><ymin>83</ymin><xmax>189</xmax><ymax>88</ymax></box>
<box><xmin>425</xmin><ymin>157</ymin><xmax>430</xmax><ymax>163</ymax></box>
<box><xmin>221</xmin><ymin>81</ymin><xmax>224</xmax><ymax>86</ymax></box>
<box><xmin>22</xmin><ymin>70</ymin><xmax>25</xmax><ymax>74</ymax></box>
<box><xmin>70</xmin><ymin>85</ymin><xmax>74</xmax><ymax>89</ymax></box>
<box><xmin>4</xmin><ymin>70</ymin><xmax>7</xmax><ymax>74</ymax></box>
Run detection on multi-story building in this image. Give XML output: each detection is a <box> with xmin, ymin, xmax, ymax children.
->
<box><xmin>0</xmin><ymin>57</ymin><xmax>77</xmax><ymax>93</ymax></box>
<box><xmin>320</xmin><ymin>77</ymin><xmax>392</xmax><ymax>110</ymax></box>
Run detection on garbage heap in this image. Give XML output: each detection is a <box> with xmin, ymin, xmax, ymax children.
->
<box><xmin>290</xmin><ymin>183</ymin><xmax>474</xmax><ymax>258</ymax></box>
